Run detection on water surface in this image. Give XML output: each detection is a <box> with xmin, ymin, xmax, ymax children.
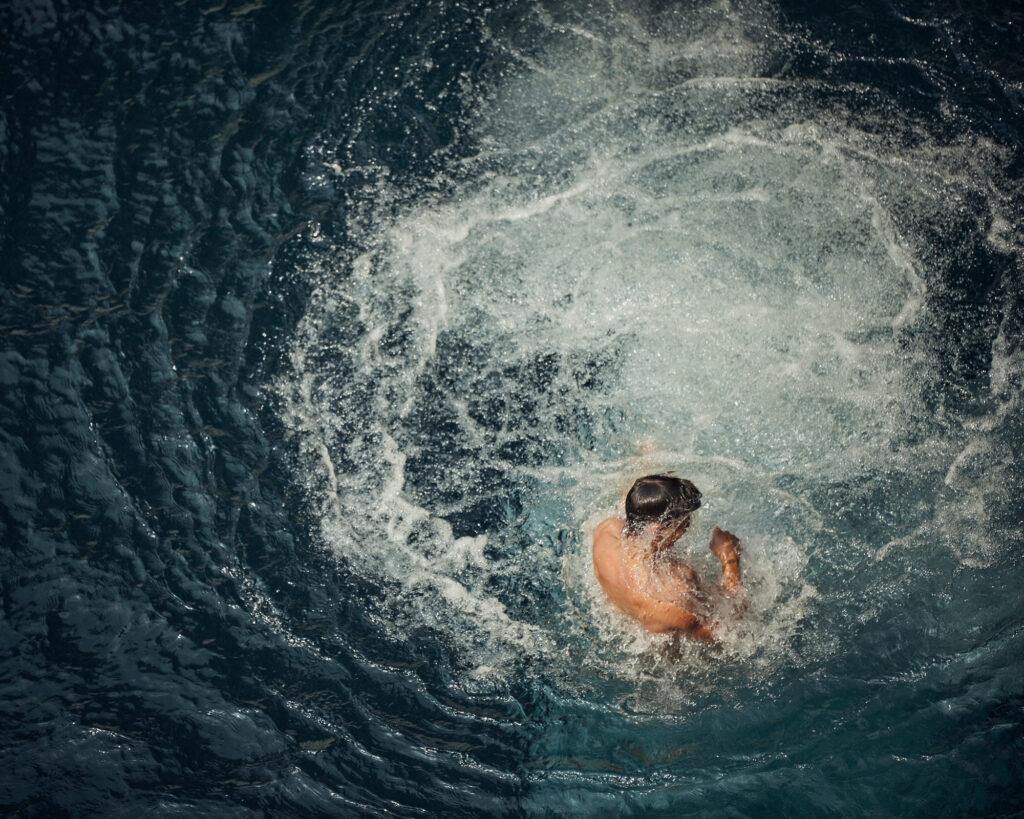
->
<box><xmin>1</xmin><ymin>0</ymin><xmax>1022</xmax><ymax>815</ymax></box>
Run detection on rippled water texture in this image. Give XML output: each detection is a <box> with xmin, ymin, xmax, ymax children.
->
<box><xmin>2</xmin><ymin>0</ymin><xmax>1023</xmax><ymax>815</ymax></box>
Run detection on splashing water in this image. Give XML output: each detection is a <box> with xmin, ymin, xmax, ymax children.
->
<box><xmin>278</xmin><ymin>0</ymin><xmax>1022</xmax><ymax>707</ymax></box>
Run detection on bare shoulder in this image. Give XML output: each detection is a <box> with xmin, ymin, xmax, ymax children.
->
<box><xmin>592</xmin><ymin>518</ymin><xmax>625</xmax><ymax>603</ymax></box>
<box><xmin>592</xmin><ymin>518</ymin><xmax>623</xmax><ymax>578</ymax></box>
<box><xmin>594</xmin><ymin>516</ymin><xmax>624</xmax><ymax>535</ymax></box>
<box><xmin>592</xmin><ymin>517</ymin><xmax>624</xmax><ymax>551</ymax></box>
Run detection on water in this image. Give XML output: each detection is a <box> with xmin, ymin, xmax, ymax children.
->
<box><xmin>2</xmin><ymin>0</ymin><xmax>1022</xmax><ymax>815</ymax></box>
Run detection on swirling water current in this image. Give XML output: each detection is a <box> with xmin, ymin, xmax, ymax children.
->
<box><xmin>2</xmin><ymin>0</ymin><xmax>1023</xmax><ymax>816</ymax></box>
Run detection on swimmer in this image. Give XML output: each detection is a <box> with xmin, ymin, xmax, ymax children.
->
<box><xmin>592</xmin><ymin>474</ymin><xmax>744</xmax><ymax>639</ymax></box>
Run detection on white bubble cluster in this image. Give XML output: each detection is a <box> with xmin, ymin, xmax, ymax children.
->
<box><xmin>279</xmin><ymin>0</ymin><xmax>1021</xmax><ymax>701</ymax></box>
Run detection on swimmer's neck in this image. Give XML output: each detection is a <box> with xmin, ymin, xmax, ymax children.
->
<box><xmin>622</xmin><ymin>519</ymin><xmax>690</xmax><ymax>556</ymax></box>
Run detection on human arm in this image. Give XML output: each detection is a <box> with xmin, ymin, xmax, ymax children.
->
<box><xmin>660</xmin><ymin>560</ymin><xmax>717</xmax><ymax>640</ymax></box>
<box><xmin>638</xmin><ymin>591</ymin><xmax>717</xmax><ymax>640</ymax></box>
<box><xmin>683</xmin><ymin>617</ymin><xmax>717</xmax><ymax>641</ymax></box>
<box><xmin>709</xmin><ymin>527</ymin><xmax>743</xmax><ymax>594</ymax></box>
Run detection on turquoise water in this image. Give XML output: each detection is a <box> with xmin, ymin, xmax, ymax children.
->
<box><xmin>2</xmin><ymin>0</ymin><xmax>1022</xmax><ymax>815</ymax></box>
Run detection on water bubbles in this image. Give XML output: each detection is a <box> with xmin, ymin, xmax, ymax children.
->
<box><xmin>279</xmin><ymin>0</ymin><xmax>1021</xmax><ymax>708</ymax></box>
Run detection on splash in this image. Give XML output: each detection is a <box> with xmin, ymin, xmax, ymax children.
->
<box><xmin>278</xmin><ymin>0</ymin><xmax>1021</xmax><ymax>699</ymax></box>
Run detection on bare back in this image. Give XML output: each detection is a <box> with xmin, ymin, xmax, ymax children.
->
<box><xmin>592</xmin><ymin>518</ymin><xmax>716</xmax><ymax>638</ymax></box>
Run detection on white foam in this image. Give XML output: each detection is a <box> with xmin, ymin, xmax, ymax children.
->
<box><xmin>279</xmin><ymin>0</ymin><xmax>1021</xmax><ymax>695</ymax></box>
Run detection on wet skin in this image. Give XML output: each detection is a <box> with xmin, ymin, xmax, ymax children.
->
<box><xmin>592</xmin><ymin>517</ymin><xmax>744</xmax><ymax>639</ymax></box>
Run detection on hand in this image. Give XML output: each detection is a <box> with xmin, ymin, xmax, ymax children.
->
<box><xmin>709</xmin><ymin>526</ymin><xmax>740</xmax><ymax>562</ymax></box>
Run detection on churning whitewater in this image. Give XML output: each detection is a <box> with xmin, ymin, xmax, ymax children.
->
<box><xmin>279</xmin><ymin>0</ymin><xmax>1019</xmax><ymax>704</ymax></box>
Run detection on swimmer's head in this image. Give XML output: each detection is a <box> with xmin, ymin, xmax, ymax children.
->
<box><xmin>625</xmin><ymin>474</ymin><xmax>702</xmax><ymax>535</ymax></box>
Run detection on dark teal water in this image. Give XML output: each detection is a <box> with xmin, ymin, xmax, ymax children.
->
<box><xmin>2</xmin><ymin>0</ymin><xmax>1023</xmax><ymax>816</ymax></box>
